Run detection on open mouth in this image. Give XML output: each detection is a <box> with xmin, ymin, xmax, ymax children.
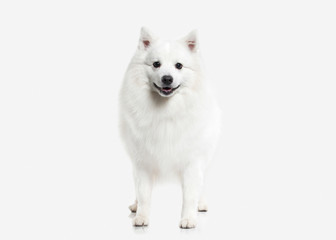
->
<box><xmin>153</xmin><ymin>83</ymin><xmax>180</xmax><ymax>96</ymax></box>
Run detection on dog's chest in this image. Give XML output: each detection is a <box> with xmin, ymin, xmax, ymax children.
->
<box><xmin>121</xmin><ymin>90</ymin><xmax>214</xmax><ymax>167</ymax></box>
<box><xmin>133</xmin><ymin>108</ymin><xmax>207</xmax><ymax>161</ymax></box>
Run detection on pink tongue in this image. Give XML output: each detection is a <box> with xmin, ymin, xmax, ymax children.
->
<box><xmin>162</xmin><ymin>88</ymin><xmax>172</xmax><ymax>92</ymax></box>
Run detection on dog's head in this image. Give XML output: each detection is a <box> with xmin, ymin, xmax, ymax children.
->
<box><xmin>135</xmin><ymin>27</ymin><xmax>202</xmax><ymax>97</ymax></box>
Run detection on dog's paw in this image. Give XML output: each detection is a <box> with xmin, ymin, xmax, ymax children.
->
<box><xmin>198</xmin><ymin>202</ymin><xmax>208</xmax><ymax>212</ymax></box>
<box><xmin>179</xmin><ymin>217</ymin><xmax>197</xmax><ymax>229</ymax></box>
<box><xmin>129</xmin><ymin>203</ymin><xmax>137</xmax><ymax>213</ymax></box>
<box><xmin>133</xmin><ymin>215</ymin><xmax>149</xmax><ymax>227</ymax></box>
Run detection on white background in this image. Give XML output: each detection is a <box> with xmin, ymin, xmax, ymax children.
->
<box><xmin>0</xmin><ymin>0</ymin><xmax>335</xmax><ymax>239</ymax></box>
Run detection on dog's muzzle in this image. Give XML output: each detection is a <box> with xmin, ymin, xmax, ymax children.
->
<box><xmin>153</xmin><ymin>83</ymin><xmax>180</xmax><ymax>96</ymax></box>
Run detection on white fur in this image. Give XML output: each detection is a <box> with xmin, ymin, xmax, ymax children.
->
<box><xmin>119</xmin><ymin>27</ymin><xmax>221</xmax><ymax>228</ymax></box>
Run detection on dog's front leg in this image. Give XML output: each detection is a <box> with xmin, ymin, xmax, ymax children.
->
<box><xmin>180</xmin><ymin>163</ymin><xmax>203</xmax><ymax>229</ymax></box>
<box><xmin>132</xmin><ymin>167</ymin><xmax>153</xmax><ymax>226</ymax></box>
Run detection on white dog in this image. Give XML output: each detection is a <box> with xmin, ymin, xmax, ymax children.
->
<box><xmin>119</xmin><ymin>27</ymin><xmax>221</xmax><ymax>228</ymax></box>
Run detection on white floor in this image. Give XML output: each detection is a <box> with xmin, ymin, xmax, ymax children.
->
<box><xmin>1</xmin><ymin>136</ymin><xmax>335</xmax><ymax>240</ymax></box>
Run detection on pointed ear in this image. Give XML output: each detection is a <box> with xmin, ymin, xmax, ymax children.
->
<box><xmin>181</xmin><ymin>30</ymin><xmax>198</xmax><ymax>52</ymax></box>
<box><xmin>138</xmin><ymin>27</ymin><xmax>156</xmax><ymax>50</ymax></box>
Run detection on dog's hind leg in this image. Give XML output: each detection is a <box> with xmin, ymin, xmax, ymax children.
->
<box><xmin>198</xmin><ymin>194</ymin><xmax>208</xmax><ymax>212</ymax></box>
<box><xmin>198</xmin><ymin>181</ymin><xmax>208</xmax><ymax>212</ymax></box>
<box><xmin>129</xmin><ymin>199</ymin><xmax>137</xmax><ymax>213</ymax></box>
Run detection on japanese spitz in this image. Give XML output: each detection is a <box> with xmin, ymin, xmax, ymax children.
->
<box><xmin>119</xmin><ymin>27</ymin><xmax>221</xmax><ymax>228</ymax></box>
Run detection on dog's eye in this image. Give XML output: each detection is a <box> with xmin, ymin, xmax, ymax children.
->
<box><xmin>175</xmin><ymin>63</ymin><xmax>183</xmax><ymax>70</ymax></box>
<box><xmin>153</xmin><ymin>61</ymin><xmax>161</xmax><ymax>68</ymax></box>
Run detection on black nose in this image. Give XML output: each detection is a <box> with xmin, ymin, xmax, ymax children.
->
<box><xmin>161</xmin><ymin>75</ymin><xmax>173</xmax><ymax>85</ymax></box>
